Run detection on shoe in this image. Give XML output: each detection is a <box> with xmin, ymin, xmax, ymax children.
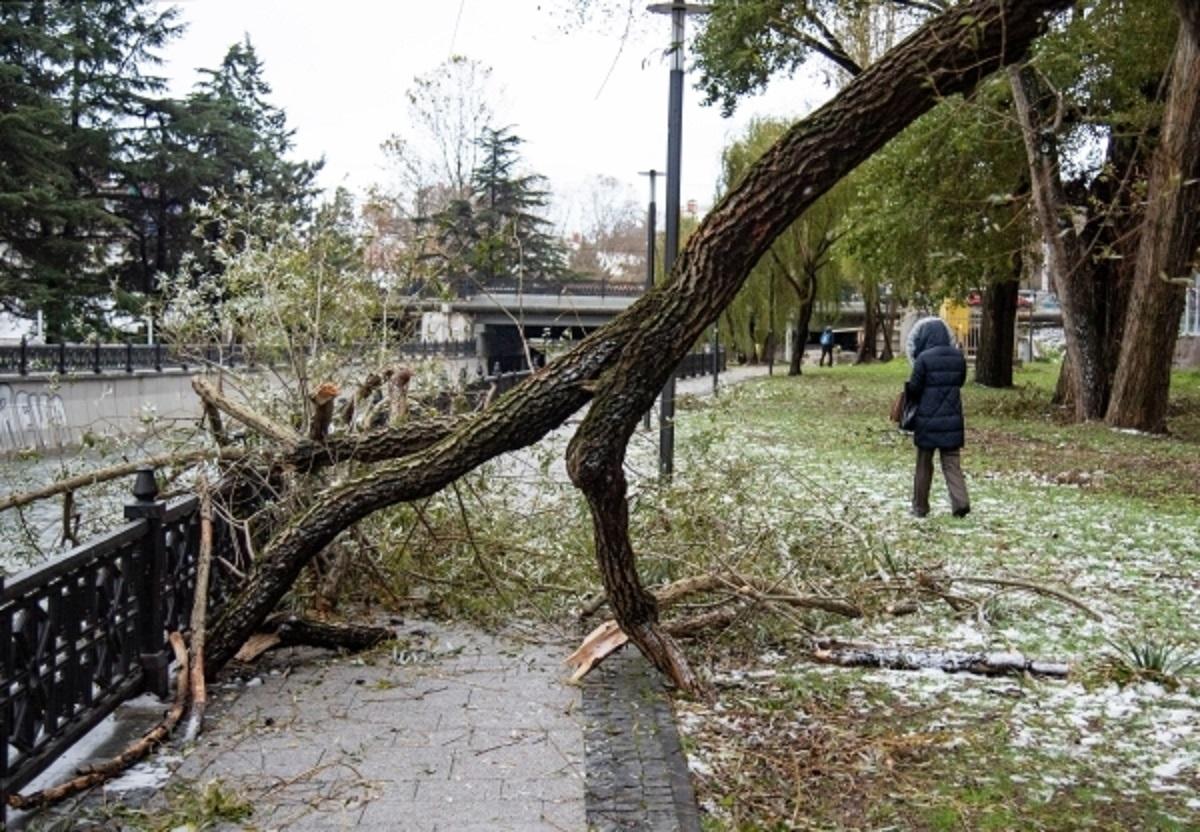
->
<box><xmin>952</xmin><ymin>506</ymin><xmax>971</xmax><ymax>518</ymax></box>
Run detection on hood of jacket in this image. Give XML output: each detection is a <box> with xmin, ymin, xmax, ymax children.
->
<box><xmin>907</xmin><ymin>316</ymin><xmax>953</xmax><ymax>363</ymax></box>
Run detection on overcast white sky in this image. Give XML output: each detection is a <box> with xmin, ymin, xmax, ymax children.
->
<box><xmin>159</xmin><ymin>0</ymin><xmax>830</xmax><ymax>229</ymax></box>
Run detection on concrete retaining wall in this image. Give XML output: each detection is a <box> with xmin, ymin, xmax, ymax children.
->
<box><xmin>0</xmin><ymin>372</ymin><xmax>199</xmax><ymax>454</ymax></box>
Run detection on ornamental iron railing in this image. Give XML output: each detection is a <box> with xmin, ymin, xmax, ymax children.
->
<box><xmin>0</xmin><ymin>469</ymin><xmax>245</xmax><ymax>819</ymax></box>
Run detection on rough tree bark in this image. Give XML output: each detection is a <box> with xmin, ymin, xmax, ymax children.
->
<box><xmin>202</xmin><ymin>0</ymin><xmax>1073</xmax><ymax>691</ymax></box>
<box><xmin>768</xmin><ymin>250</ymin><xmax>818</xmax><ymax>376</ymax></box>
<box><xmin>1009</xmin><ymin>63</ymin><xmax>1110</xmax><ymax>420</ymax></box>
<box><xmin>976</xmin><ymin>270</ymin><xmax>1020</xmax><ymax>388</ymax></box>
<box><xmin>1107</xmin><ymin>4</ymin><xmax>1200</xmax><ymax>432</ymax></box>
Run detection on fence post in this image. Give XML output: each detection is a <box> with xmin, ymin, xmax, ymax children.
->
<box><xmin>154</xmin><ymin>342</ymin><xmax>162</xmax><ymax>372</ymax></box>
<box><xmin>92</xmin><ymin>341</ymin><xmax>101</xmax><ymax>374</ymax></box>
<box><xmin>124</xmin><ymin>467</ymin><xmax>170</xmax><ymax>699</ymax></box>
<box><xmin>57</xmin><ymin>341</ymin><xmax>66</xmax><ymax>375</ymax></box>
<box><xmin>125</xmin><ymin>341</ymin><xmax>133</xmax><ymax>373</ymax></box>
<box><xmin>18</xmin><ymin>337</ymin><xmax>28</xmax><ymax>375</ymax></box>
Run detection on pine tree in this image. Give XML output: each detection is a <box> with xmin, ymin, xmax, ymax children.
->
<box><xmin>468</xmin><ymin>127</ymin><xmax>569</xmax><ymax>285</ymax></box>
<box><xmin>0</xmin><ymin>0</ymin><xmax>181</xmax><ymax>338</ymax></box>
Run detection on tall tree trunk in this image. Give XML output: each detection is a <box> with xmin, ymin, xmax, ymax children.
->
<box><xmin>1107</xmin><ymin>8</ymin><xmax>1200</xmax><ymax>433</ymax></box>
<box><xmin>976</xmin><ymin>265</ymin><xmax>1020</xmax><ymax>387</ymax></box>
<box><xmin>1009</xmin><ymin>64</ymin><xmax>1108</xmax><ymax>420</ymax></box>
<box><xmin>204</xmin><ymin>0</ymin><xmax>1073</xmax><ymax>688</ymax></box>
<box><xmin>878</xmin><ymin>291</ymin><xmax>897</xmax><ymax>360</ymax></box>
<box><xmin>789</xmin><ymin>271</ymin><xmax>818</xmax><ymax>375</ymax></box>
<box><xmin>856</xmin><ymin>283</ymin><xmax>880</xmax><ymax>364</ymax></box>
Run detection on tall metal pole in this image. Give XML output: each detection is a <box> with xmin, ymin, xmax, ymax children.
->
<box><xmin>649</xmin><ymin>2</ymin><xmax>709</xmax><ymax>480</ymax></box>
<box><xmin>639</xmin><ymin>169</ymin><xmax>659</xmax><ymax>431</ymax></box>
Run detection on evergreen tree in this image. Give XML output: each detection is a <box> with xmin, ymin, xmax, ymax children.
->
<box><xmin>0</xmin><ymin>0</ymin><xmax>181</xmax><ymax>338</ymax></box>
<box><xmin>468</xmin><ymin>127</ymin><xmax>569</xmax><ymax>284</ymax></box>
<box><xmin>115</xmin><ymin>37</ymin><xmax>323</xmax><ymax>304</ymax></box>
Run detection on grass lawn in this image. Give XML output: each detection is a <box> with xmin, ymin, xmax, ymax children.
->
<box><xmin>656</xmin><ymin>359</ymin><xmax>1200</xmax><ymax>831</ymax></box>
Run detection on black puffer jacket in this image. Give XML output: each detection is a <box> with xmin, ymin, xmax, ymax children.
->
<box><xmin>904</xmin><ymin>318</ymin><xmax>966</xmax><ymax>450</ymax></box>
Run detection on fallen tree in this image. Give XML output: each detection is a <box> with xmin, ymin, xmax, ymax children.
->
<box><xmin>193</xmin><ymin>0</ymin><xmax>1073</xmax><ymax>696</ymax></box>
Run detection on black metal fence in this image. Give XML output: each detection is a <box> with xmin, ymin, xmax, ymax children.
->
<box><xmin>0</xmin><ymin>339</ymin><xmax>478</xmax><ymax>376</ymax></box>
<box><xmin>675</xmin><ymin>347</ymin><xmax>727</xmax><ymax>380</ymax></box>
<box><xmin>395</xmin><ymin>339</ymin><xmax>476</xmax><ymax>358</ymax></box>
<box><xmin>0</xmin><ymin>469</ymin><xmax>242</xmax><ymax>817</ymax></box>
<box><xmin>454</xmin><ymin>279</ymin><xmax>644</xmax><ymax>299</ymax></box>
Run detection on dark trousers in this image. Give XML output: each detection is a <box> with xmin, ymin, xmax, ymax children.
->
<box><xmin>912</xmin><ymin>448</ymin><xmax>970</xmax><ymax>516</ymax></box>
<box><xmin>819</xmin><ymin>345</ymin><xmax>834</xmax><ymax>366</ymax></box>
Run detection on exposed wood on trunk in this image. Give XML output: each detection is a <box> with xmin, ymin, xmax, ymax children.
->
<box><xmin>202</xmin><ymin>0</ymin><xmax>1073</xmax><ymax>684</ymax></box>
<box><xmin>1107</xmin><ymin>9</ymin><xmax>1200</xmax><ymax>432</ymax></box>
<box><xmin>7</xmin><ymin>633</ymin><xmax>190</xmax><ymax>811</ymax></box>
<box><xmin>810</xmin><ymin>638</ymin><xmax>1070</xmax><ymax>678</ymax></box>
<box><xmin>308</xmin><ymin>382</ymin><xmax>340</xmax><ymax>441</ymax></box>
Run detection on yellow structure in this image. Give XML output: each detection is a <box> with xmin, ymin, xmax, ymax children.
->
<box><xmin>939</xmin><ymin>298</ymin><xmax>970</xmax><ymax>348</ymax></box>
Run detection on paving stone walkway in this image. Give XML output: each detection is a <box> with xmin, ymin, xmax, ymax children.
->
<box><xmin>20</xmin><ymin>366</ymin><xmax>774</xmax><ymax>831</ymax></box>
<box><xmin>32</xmin><ymin>620</ymin><xmax>702</xmax><ymax>831</ymax></box>
<box><xmin>167</xmin><ymin>621</ymin><xmax>588</xmax><ymax>831</ymax></box>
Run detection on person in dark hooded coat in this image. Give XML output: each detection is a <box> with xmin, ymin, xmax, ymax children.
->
<box><xmin>904</xmin><ymin>316</ymin><xmax>970</xmax><ymax>517</ymax></box>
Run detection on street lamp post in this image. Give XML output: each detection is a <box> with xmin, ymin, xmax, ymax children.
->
<box><xmin>638</xmin><ymin>169</ymin><xmax>660</xmax><ymax>431</ymax></box>
<box><xmin>648</xmin><ymin>1</ymin><xmax>710</xmax><ymax>481</ymax></box>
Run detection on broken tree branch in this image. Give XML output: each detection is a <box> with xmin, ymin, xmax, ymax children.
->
<box><xmin>0</xmin><ymin>449</ymin><xmax>246</xmax><ymax>513</ymax></box>
<box><xmin>950</xmin><ymin>574</ymin><xmax>1103</xmax><ymax>621</ymax></box>
<box><xmin>192</xmin><ymin>377</ymin><xmax>301</xmax><ymax>443</ymax></box>
<box><xmin>202</xmin><ymin>0</ymin><xmax>1073</xmax><ymax>681</ymax></box>
<box><xmin>183</xmin><ymin>485</ymin><xmax>214</xmax><ymax>743</ymax></box>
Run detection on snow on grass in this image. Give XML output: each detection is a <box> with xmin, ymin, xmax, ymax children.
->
<box><xmin>664</xmin><ymin>372</ymin><xmax>1200</xmax><ymax>826</ymax></box>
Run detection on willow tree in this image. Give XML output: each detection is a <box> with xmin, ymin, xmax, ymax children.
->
<box><xmin>195</xmin><ymin>0</ymin><xmax>1071</xmax><ymax>694</ymax></box>
<box><xmin>720</xmin><ymin>118</ymin><xmax>847</xmax><ymax>374</ymax></box>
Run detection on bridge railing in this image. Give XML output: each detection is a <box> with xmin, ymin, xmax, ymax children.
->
<box><xmin>0</xmin><ymin>339</ymin><xmax>479</xmax><ymax>376</ymax></box>
<box><xmin>397</xmin><ymin>339</ymin><xmax>476</xmax><ymax>358</ymax></box>
<box><xmin>463</xmin><ymin>279</ymin><xmax>644</xmax><ymax>299</ymax></box>
<box><xmin>0</xmin><ymin>469</ymin><xmax>244</xmax><ymax>818</ymax></box>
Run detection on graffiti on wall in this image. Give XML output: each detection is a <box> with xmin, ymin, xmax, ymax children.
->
<box><xmin>0</xmin><ymin>384</ymin><xmax>69</xmax><ymax>452</ymax></box>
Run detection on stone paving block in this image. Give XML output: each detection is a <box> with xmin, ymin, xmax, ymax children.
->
<box><xmin>84</xmin><ymin>619</ymin><xmax>699</xmax><ymax>831</ymax></box>
<box><xmin>350</xmin><ymin>746</ymin><xmax>453</xmax><ymax>780</ymax></box>
<box><xmin>413</xmin><ymin>775</ymin><xmax>503</xmax><ymax>804</ymax></box>
<box><xmin>453</xmin><ymin>739</ymin><xmax>578</xmax><ymax>780</ymax></box>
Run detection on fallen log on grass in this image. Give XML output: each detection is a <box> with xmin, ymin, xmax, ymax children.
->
<box><xmin>810</xmin><ymin>639</ymin><xmax>1070</xmax><ymax>678</ymax></box>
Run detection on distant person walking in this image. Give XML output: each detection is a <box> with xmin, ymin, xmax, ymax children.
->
<box><xmin>905</xmin><ymin>317</ymin><xmax>970</xmax><ymax>518</ymax></box>
<box><xmin>819</xmin><ymin>326</ymin><xmax>835</xmax><ymax>367</ymax></box>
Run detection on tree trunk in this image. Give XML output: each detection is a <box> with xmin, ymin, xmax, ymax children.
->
<box><xmin>1009</xmin><ymin>64</ymin><xmax>1109</xmax><ymax>419</ymax></box>
<box><xmin>789</xmin><ymin>276</ymin><xmax>817</xmax><ymax>376</ymax></box>
<box><xmin>879</xmin><ymin>293</ymin><xmax>897</xmax><ymax>362</ymax></box>
<box><xmin>1106</xmin><ymin>9</ymin><xmax>1200</xmax><ymax>432</ymax></box>
<box><xmin>203</xmin><ymin>0</ymin><xmax>1073</xmax><ymax>684</ymax></box>
<box><xmin>856</xmin><ymin>285</ymin><xmax>879</xmax><ymax>364</ymax></box>
<box><xmin>976</xmin><ymin>272</ymin><xmax>1019</xmax><ymax>387</ymax></box>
